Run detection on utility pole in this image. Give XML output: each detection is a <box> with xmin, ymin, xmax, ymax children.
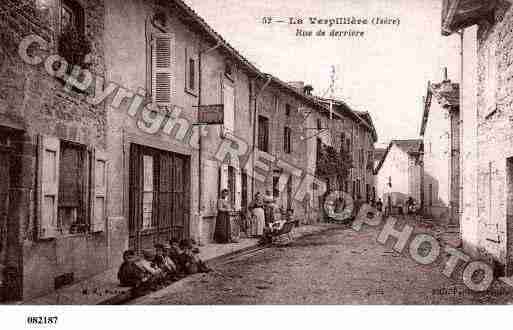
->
<box><xmin>329</xmin><ymin>65</ymin><xmax>336</xmax><ymax>120</ymax></box>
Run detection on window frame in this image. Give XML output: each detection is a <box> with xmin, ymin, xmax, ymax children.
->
<box><xmin>185</xmin><ymin>47</ymin><xmax>199</xmax><ymax>96</ymax></box>
<box><xmin>284</xmin><ymin>126</ymin><xmax>292</xmax><ymax>154</ymax></box>
<box><xmin>57</xmin><ymin>140</ymin><xmax>90</xmax><ymax>235</ymax></box>
<box><xmin>258</xmin><ymin>115</ymin><xmax>270</xmax><ymax>153</ymax></box>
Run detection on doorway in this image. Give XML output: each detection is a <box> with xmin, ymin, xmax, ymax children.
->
<box><xmin>129</xmin><ymin>144</ymin><xmax>190</xmax><ymax>252</ymax></box>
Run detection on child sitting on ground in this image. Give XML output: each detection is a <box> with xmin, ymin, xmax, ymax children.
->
<box><xmin>152</xmin><ymin>243</ymin><xmax>178</xmax><ymax>279</ymax></box>
<box><xmin>117</xmin><ymin>250</ymin><xmax>151</xmax><ymax>288</ymax></box>
<box><xmin>168</xmin><ymin>238</ymin><xmax>185</xmax><ymax>273</ymax></box>
<box><xmin>179</xmin><ymin>239</ymin><xmax>212</xmax><ymax>275</ymax></box>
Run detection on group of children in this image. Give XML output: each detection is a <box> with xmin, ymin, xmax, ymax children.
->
<box><xmin>117</xmin><ymin>238</ymin><xmax>211</xmax><ymax>293</ymax></box>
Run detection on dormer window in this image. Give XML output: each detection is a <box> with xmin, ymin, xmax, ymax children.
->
<box><xmin>225</xmin><ymin>61</ymin><xmax>234</xmax><ymax>80</ymax></box>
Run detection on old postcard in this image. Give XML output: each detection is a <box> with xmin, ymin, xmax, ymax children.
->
<box><xmin>1</xmin><ymin>0</ymin><xmax>513</xmax><ymax>323</ymax></box>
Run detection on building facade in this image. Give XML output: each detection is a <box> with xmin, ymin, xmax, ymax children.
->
<box><xmin>420</xmin><ymin>78</ymin><xmax>460</xmax><ymax>223</ymax></box>
<box><xmin>441</xmin><ymin>0</ymin><xmax>513</xmax><ymax>273</ymax></box>
<box><xmin>375</xmin><ymin>140</ymin><xmax>422</xmax><ymax>213</ymax></box>
<box><xmin>0</xmin><ymin>0</ymin><xmax>377</xmax><ymax>301</ymax></box>
<box><xmin>0</xmin><ymin>0</ymin><xmax>108</xmax><ymax>301</ymax></box>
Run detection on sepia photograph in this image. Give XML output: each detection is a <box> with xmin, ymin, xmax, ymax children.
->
<box><xmin>1</xmin><ymin>0</ymin><xmax>513</xmax><ymax>326</ymax></box>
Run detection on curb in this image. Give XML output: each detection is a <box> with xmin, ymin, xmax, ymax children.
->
<box><xmin>100</xmin><ymin>224</ymin><xmax>337</xmax><ymax>305</ymax></box>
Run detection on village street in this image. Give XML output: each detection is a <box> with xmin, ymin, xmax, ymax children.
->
<box><xmin>131</xmin><ymin>218</ymin><xmax>513</xmax><ymax>305</ymax></box>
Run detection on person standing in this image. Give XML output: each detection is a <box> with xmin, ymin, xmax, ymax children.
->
<box><xmin>249</xmin><ymin>192</ymin><xmax>265</xmax><ymax>237</ymax></box>
<box><xmin>214</xmin><ymin>189</ymin><xmax>233</xmax><ymax>243</ymax></box>
<box><xmin>263</xmin><ymin>190</ymin><xmax>275</xmax><ymax>225</ymax></box>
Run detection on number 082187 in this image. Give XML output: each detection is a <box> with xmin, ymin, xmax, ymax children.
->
<box><xmin>26</xmin><ymin>316</ymin><xmax>58</xmax><ymax>325</ymax></box>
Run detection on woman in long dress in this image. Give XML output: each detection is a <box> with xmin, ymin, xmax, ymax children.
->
<box><xmin>214</xmin><ymin>189</ymin><xmax>233</xmax><ymax>243</ymax></box>
<box><xmin>250</xmin><ymin>193</ymin><xmax>265</xmax><ymax>237</ymax></box>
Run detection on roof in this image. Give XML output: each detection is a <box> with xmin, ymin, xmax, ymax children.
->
<box><xmin>420</xmin><ymin>80</ymin><xmax>459</xmax><ymax>136</ymax></box>
<box><xmin>171</xmin><ymin>0</ymin><xmax>331</xmax><ymax>117</ymax></box>
<box><xmin>393</xmin><ymin>139</ymin><xmax>422</xmax><ymax>155</ymax></box>
<box><xmin>374</xmin><ymin>148</ymin><xmax>387</xmax><ymax>163</ymax></box>
<box><xmin>315</xmin><ymin>97</ymin><xmax>378</xmax><ymax>142</ymax></box>
<box><xmin>374</xmin><ymin>139</ymin><xmax>422</xmax><ymax>174</ymax></box>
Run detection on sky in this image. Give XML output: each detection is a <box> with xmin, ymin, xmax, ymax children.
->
<box><xmin>183</xmin><ymin>0</ymin><xmax>461</xmax><ymax>145</ymax></box>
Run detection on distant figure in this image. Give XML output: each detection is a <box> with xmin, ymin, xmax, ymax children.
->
<box><xmin>376</xmin><ymin>198</ymin><xmax>383</xmax><ymax>212</ymax></box>
<box><xmin>214</xmin><ymin>188</ymin><xmax>234</xmax><ymax>243</ymax></box>
<box><xmin>249</xmin><ymin>192</ymin><xmax>265</xmax><ymax>237</ymax></box>
<box><xmin>353</xmin><ymin>195</ymin><xmax>363</xmax><ymax>218</ymax></box>
<box><xmin>263</xmin><ymin>190</ymin><xmax>275</xmax><ymax>225</ymax></box>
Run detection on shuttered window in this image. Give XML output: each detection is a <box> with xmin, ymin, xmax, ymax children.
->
<box><xmin>39</xmin><ymin>136</ymin><xmax>60</xmax><ymax>239</ymax></box>
<box><xmin>38</xmin><ymin>137</ymin><xmax>106</xmax><ymax>238</ymax></box>
<box><xmin>152</xmin><ymin>33</ymin><xmax>175</xmax><ymax>107</ymax></box>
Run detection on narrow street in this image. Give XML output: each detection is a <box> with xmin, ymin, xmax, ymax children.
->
<box><xmin>131</xmin><ymin>220</ymin><xmax>513</xmax><ymax>305</ymax></box>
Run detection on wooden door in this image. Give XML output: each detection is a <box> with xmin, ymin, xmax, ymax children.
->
<box><xmin>0</xmin><ymin>148</ymin><xmax>10</xmax><ymax>270</ymax></box>
<box><xmin>129</xmin><ymin>144</ymin><xmax>190</xmax><ymax>252</ymax></box>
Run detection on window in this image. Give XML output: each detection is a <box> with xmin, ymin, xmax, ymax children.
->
<box><xmin>340</xmin><ymin>134</ymin><xmax>345</xmax><ymax>153</ymax></box>
<box><xmin>284</xmin><ymin>126</ymin><xmax>292</xmax><ymax>154</ymax></box>
<box><xmin>61</xmin><ymin>0</ymin><xmax>84</xmax><ymax>33</ymax></box>
<box><xmin>58</xmin><ymin>142</ymin><xmax>88</xmax><ymax>234</ymax></box>
<box><xmin>273</xmin><ymin>176</ymin><xmax>279</xmax><ymax>199</ymax></box>
<box><xmin>285</xmin><ymin>104</ymin><xmax>291</xmax><ymax>117</ymax></box>
<box><xmin>189</xmin><ymin>59</ymin><xmax>195</xmax><ymax>90</ymax></box>
<box><xmin>223</xmin><ymin>83</ymin><xmax>235</xmax><ymax>132</ymax></box>
<box><xmin>241</xmin><ymin>170</ymin><xmax>248</xmax><ymax>210</ymax></box>
<box><xmin>152</xmin><ymin>33</ymin><xmax>175</xmax><ymax>107</ymax></box>
<box><xmin>258</xmin><ymin>116</ymin><xmax>269</xmax><ymax>152</ymax></box>
<box><xmin>225</xmin><ymin>61</ymin><xmax>234</xmax><ymax>80</ymax></box>
<box><xmin>38</xmin><ymin>136</ymin><xmax>107</xmax><ymax>238</ymax></box>
<box><xmin>317</xmin><ymin>119</ymin><xmax>322</xmax><ymax>130</ymax></box>
<box><xmin>429</xmin><ymin>184</ymin><xmax>433</xmax><ymax>207</ymax></box>
<box><xmin>185</xmin><ymin>48</ymin><xmax>198</xmax><ymax>95</ymax></box>
<box><xmin>142</xmin><ymin>155</ymin><xmax>154</xmax><ymax>230</ymax></box>
<box><xmin>286</xmin><ymin>177</ymin><xmax>293</xmax><ymax>210</ymax></box>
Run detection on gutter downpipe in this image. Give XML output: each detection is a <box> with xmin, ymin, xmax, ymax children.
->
<box><xmin>251</xmin><ymin>74</ymin><xmax>272</xmax><ymax>196</ymax></box>
<box><xmin>458</xmin><ymin>29</ymin><xmax>464</xmax><ymax>235</ymax></box>
<box><xmin>197</xmin><ymin>41</ymin><xmax>222</xmax><ymax>244</ymax></box>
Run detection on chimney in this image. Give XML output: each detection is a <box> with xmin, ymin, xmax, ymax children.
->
<box><xmin>443</xmin><ymin>67</ymin><xmax>449</xmax><ymax>82</ymax></box>
<box><xmin>304</xmin><ymin>85</ymin><xmax>313</xmax><ymax>95</ymax></box>
<box><xmin>288</xmin><ymin>81</ymin><xmax>305</xmax><ymax>93</ymax></box>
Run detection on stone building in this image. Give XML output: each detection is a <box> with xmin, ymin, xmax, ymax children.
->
<box><xmin>441</xmin><ymin>0</ymin><xmax>513</xmax><ymax>273</ymax></box>
<box><xmin>419</xmin><ymin>76</ymin><xmax>460</xmax><ymax>223</ymax></box>
<box><xmin>316</xmin><ymin>98</ymin><xmax>378</xmax><ymax>204</ymax></box>
<box><xmin>0</xmin><ymin>0</ymin><xmax>108</xmax><ymax>301</ymax></box>
<box><xmin>375</xmin><ymin>140</ymin><xmax>422</xmax><ymax>213</ymax></box>
<box><xmin>0</xmin><ymin>0</ymin><xmax>367</xmax><ymax>301</ymax></box>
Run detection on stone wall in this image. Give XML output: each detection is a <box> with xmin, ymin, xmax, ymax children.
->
<box><xmin>473</xmin><ymin>3</ymin><xmax>513</xmax><ymax>268</ymax></box>
<box><xmin>0</xmin><ymin>0</ymin><xmax>108</xmax><ymax>300</ymax></box>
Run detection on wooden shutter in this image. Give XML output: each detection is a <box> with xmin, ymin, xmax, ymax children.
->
<box><xmin>38</xmin><ymin>135</ymin><xmax>60</xmax><ymax>239</ymax></box>
<box><xmin>152</xmin><ymin>33</ymin><xmax>175</xmax><ymax>107</ymax></box>
<box><xmin>235</xmin><ymin>168</ymin><xmax>242</xmax><ymax>210</ymax></box>
<box><xmin>219</xmin><ymin>164</ymin><xmax>229</xmax><ymax>194</ymax></box>
<box><xmin>91</xmin><ymin>148</ymin><xmax>108</xmax><ymax>232</ymax></box>
<box><xmin>223</xmin><ymin>83</ymin><xmax>235</xmax><ymax>132</ymax></box>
